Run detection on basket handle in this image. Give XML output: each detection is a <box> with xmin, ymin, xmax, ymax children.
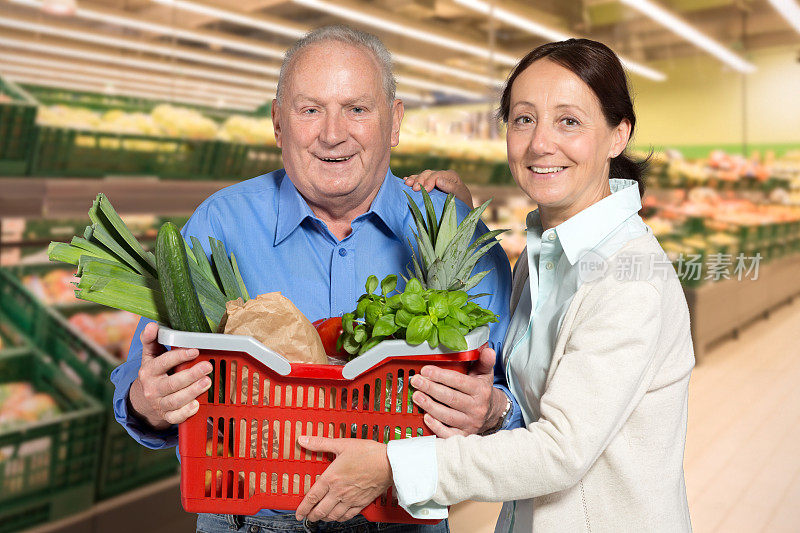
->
<box><xmin>341</xmin><ymin>325</ymin><xmax>489</xmax><ymax>379</ymax></box>
<box><xmin>157</xmin><ymin>326</ymin><xmax>292</xmax><ymax>376</ymax></box>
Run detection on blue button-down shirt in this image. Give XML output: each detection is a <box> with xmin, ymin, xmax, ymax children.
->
<box><xmin>110</xmin><ymin>168</ymin><xmax>513</xmax><ymax>516</ymax></box>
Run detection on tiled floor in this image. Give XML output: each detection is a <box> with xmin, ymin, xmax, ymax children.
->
<box><xmin>450</xmin><ymin>296</ymin><xmax>800</xmax><ymax>532</ymax></box>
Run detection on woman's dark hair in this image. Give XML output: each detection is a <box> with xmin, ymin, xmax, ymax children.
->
<box><xmin>498</xmin><ymin>38</ymin><xmax>649</xmax><ymax>196</ymax></box>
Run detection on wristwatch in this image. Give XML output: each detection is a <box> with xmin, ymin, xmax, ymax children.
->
<box><xmin>481</xmin><ymin>393</ymin><xmax>512</xmax><ymax>435</ymax></box>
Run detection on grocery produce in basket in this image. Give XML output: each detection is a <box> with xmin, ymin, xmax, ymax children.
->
<box><xmin>0</xmin><ymin>382</ymin><xmax>60</xmax><ymax>431</ymax></box>
<box><xmin>337</xmin><ymin>188</ymin><xmax>505</xmax><ymax>358</ymax></box>
<box><xmin>48</xmin><ymin>193</ymin><xmax>250</xmax><ymax>333</ymax></box>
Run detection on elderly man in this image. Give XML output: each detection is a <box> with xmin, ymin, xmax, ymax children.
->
<box><xmin>111</xmin><ymin>25</ymin><xmax>516</xmax><ymax>533</ymax></box>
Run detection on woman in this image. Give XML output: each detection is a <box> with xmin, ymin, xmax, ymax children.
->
<box><xmin>295</xmin><ymin>39</ymin><xmax>694</xmax><ymax>532</ymax></box>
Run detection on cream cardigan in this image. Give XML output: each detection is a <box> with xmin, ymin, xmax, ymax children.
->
<box><xmin>433</xmin><ymin>233</ymin><xmax>695</xmax><ymax>532</ymax></box>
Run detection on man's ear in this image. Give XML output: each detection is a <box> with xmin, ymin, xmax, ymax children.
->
<box><xmin>272</xmin><ymin>98</ymin><xmax>282</xmax><ymax>148</ymax></box>
<box><xmin>390</xmin><ymin>99</ymin><xmax>404</xmax><ymax>148</ymax></box>
<box><xmin>609</xmin><ymin>118</ymin><xmax>631</xmax><ymax>158</ymax></box>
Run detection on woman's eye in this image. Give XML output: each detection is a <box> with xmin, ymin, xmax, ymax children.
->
<box><xmin>514</xmin><ymin>116</ymin><xmax>533</xmax><ymax>125</ymax></box>
<box><xmin>562</xmin><ymin>117</ymin><xmax>579</xmax><ymax>126</ymax></box>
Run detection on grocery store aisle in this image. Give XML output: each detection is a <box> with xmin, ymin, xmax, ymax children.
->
<box><xmin>449</xmin><ymin>296</ymin><xmax>800</xmax><ymax>533</ymax></box>
<box><xmin>684</xmin><ymin>295</ymin><xmax>800</xmax><ymax>533</ymax></box>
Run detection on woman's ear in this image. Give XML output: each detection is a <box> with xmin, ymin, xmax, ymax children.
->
<box><xmin>610</xmin><ymin>118</ymin><xmax>632</xmax><ymax>158</ymax></box>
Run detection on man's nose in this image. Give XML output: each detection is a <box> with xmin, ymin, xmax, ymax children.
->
<box><xmin>319</xmin><ymin>112</ymin><xmax>347</xmax><ymax>145</ymax></box>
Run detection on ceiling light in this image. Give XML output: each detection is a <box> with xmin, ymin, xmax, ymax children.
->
<box><xmin>452</xmin><ymin>0</ymin><xmax>666</xmax><ymax>81</ymax></box>
<box><xmin>0</xmin><ymin>51</ymin><xmax>276</xmax><ymax>100</ymax></box>
<box><xmin>0</xmin><ymin>36</ymin><xmax>280</xmax><ymax>88</ymax></box>
<box><xmin>396</xmin><ymin>75</ymin><xmax>488</xmax><ymax>100</ymax></box>
<box><xmin>768</xmin><ymin>0</ymin><xmax>800</xmax><ymax>34</ymax></box>
<box><xmin>0</xmin><ymin>17</ymin><xmax>282</xmax><ymax>76</ymax></box>
<box><xmin>290</xmin><ymin>0</ymin><xmax>518</xmax><ymax>65</ymax></box>
<box><xmin>620</xmin><ymin>0</ymin><xmax>756</xmax><ymax>73</ymax></box>
<box><xmin>151</xmin><ymin>0</ymin><xmax>304</xmax><ymax>39</ymax></box>
<box><xmin>0</xmin><ymin>64</ymin><xmax>265</xmax><ymax>106</ymax></box>
<box><xmin>41</xmin><ymin>0</ymin><xmax>76</xmax><ymax>16</ymax></box>
<box><xmin>147</xmin><ymin>0</ymin><xmax>505</xmax><ymax>90</ymax></box>
<box><xmin>4</xmin><ymin>75</ymin><xmax>257</xmax><ymax>111</ymax></box>
<box><xmin>9</xmin><ymin>0</ymin><xmax>285</xmax><ymax>59</ymax></box>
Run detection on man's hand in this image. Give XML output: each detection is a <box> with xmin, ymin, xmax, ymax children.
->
<box><xmin>404</xmin><ymin>169</ymin><xmax>473</xmax><ymax>207</ymax></box>
<box><xmin>410</xmin><ymin>345</ymin><xmax>507</xmax><ymax>437</ymax></box>
<box><xmin>295</xmin><ymin>437</ymin><xmax>391</xmax><ymax>523</ymax></box>
<box><xmin>128</xmin><ymin>322</ymin><xmax>213</xmax><ymax>430</ymax></box>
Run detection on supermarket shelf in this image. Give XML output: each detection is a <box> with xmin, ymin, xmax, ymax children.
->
<box><xmin>19</xmin><ymin>476</ymin><xmax>195</xmax><ymax>533</ymax></box>
<box><xmin>0</xmin><ymin>177</ymin><xmax>236</xmax><ymax>219</ymax></box>
<box><xmin>685</xmin><ymin>253</ymin><xmax>800</xmax><ymax>359</ymax></box>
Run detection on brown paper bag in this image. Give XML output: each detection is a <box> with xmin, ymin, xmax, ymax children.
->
<box><xmin>221</xmin><ymin>293</ymin><xmax>326</xmax><ymax>365</ymax></box>
<box><xmin>216</xmin><ymin>292</ymin><xmax>326</xmax><ymax>495</ymax></box>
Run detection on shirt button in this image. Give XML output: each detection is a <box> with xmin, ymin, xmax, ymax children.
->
<box><xmin>248</xmin><ymin>526</ymin><xmax>259</xmax><ymax>533</ymax></box>
<box><xmin>545</xmin><ymin>261</ymin><xmax>554</xmax><ymax>270</ymax></box>
<box><xmin>338</xmin><ymin>248</ymin><xmax>347</xmax><ymax>257</ymax></box>
<box><xmin>547</xmin><ymin>232</ymin><xmax>556</xmax><ymax>241</ymax></box>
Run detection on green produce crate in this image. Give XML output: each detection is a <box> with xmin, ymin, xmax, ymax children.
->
<box><xmin>209</xmin><ymin>141</ymin><xmax>283</xmax><ymax>180</ymax></box>
<box><xmin>0</xmin><ymin>268</ymin><xmax>178</xmax><ymax>501</ymax></box>
<box><xmin>0</xmin><ymin>347</ymin><xmax>104</xmax><ymax>533</ymax></box>
<box><xmin>0</xmin><ymin>77</ymin><xmax>38</xmax><ymax>176</ymax></box>
<box><xmin>28</xmin><ymin>127</ymin><xmax>219</xmax><ymax>179</ymax></box>
<box><xmin>389</xmin><ymin>152</ymin><xmax>453</xmax><ymax>179</ymax></box>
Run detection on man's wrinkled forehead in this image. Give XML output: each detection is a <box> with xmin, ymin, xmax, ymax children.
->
<box><xmin>281</xmin><ymin>41</ymin><xmax>388</xmax><ymax>105</ymax></box>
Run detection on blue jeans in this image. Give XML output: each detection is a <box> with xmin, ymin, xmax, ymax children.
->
<box><xmin>195</xmin><ymin>513</ymin><xmax>450</xmax><ymax>533</ymax></box>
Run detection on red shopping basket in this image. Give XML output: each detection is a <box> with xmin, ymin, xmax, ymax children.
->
<box><xmin>161</xmin><ymin>324</ymin><xmax>487</xmax><ymax>523</ymax></box>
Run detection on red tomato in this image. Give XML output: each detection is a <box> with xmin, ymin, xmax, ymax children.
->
<box><xmin>312</xmin><ymin>317</ymin><xmax>348</xmax><ymax>359</ymax></box>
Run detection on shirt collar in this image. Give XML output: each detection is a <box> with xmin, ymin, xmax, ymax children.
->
<box><xmin>362</xmin><ymin>169</ymin><xmax>407</xmax><ymax>241</ymax></box>
<box><xmin>275</xmin><ymin>170</ymin><xmax>317</xmax><ymax>245</ymax></box>
<box><xmin>274</xmin><ymin>168</ymin><xmax>405</xmax><ymax>245</ymax></box>
<box><xmin>527</xmin><ymin>178</ymin><xmax>642</xmax><ymax>265</ymax></box>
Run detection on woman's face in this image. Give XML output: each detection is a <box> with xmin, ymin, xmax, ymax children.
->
<box><xmin>506</xmin><ymin>59</ymin><xmax>630</xmax><ymax>224</ymax></box>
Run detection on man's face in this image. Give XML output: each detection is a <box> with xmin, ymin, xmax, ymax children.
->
<box><xmin>272</xmin><ymin>42</ymin><xmax>403</xmax><ymax>212</ymax></box>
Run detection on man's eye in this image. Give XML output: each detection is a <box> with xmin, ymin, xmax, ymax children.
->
<box><xmin>352</xmin><ymin>107</ymin><xmax>365</xmax><ymax>113</ymax></box>
<box><xmin>303</xmin><ymin>108</ymin><xmax>318</xmax><ymax>114</ymax></box>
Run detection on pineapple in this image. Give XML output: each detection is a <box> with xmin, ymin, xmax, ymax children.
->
<box><xmin>404</xmin><ymin>189</ymin><xmax>507</xmax><ymax>291</ymax></box>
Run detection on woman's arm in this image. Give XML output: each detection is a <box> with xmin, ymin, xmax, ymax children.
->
<box><xmin>426</xmin><ymin>279</ymin><xmax>666</xmax><ymax>505</ymax></box>
<box><xmin>298</xmin><ymin>275</ymin><xmax>672</xmax><ymax>521</ymax></box>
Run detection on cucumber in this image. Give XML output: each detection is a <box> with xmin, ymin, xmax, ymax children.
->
<box><xmin>155</xmin><ymin>222</ymin><xmax>210</xmax><ymax>333</ymax></box>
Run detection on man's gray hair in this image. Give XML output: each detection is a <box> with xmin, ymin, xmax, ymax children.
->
<box><xmin>276</xmin><ymin>25</ymin><xmax>397</xmax><ymax>105</ymax></box>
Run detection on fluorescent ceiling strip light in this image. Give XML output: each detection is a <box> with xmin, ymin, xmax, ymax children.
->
<box><xmin>0</xmin><ymin>36</ymin><xmax>266</xmax><ymax>86</ymax></box>
<box><xmin>0</xmin><ymin>52</ymin><xmax>275</xmax><ymax>100</ymax></box>
<box><xmin>10</xmin><ymin>0</ymin><xmax>498</xmax><ymax>94</ymax></box>
<box><xmin>4</xmin><ymin>75</ymin><xmax>256</xmax><ymax>111</ymax></box>
<box><xmin>0</xmin><ymin>64</ymin><xmax>265</xmax><ymax>106</ymax></box>
<box><xmin>452</xmin><ymin>0</ymin><xmax>666</xmax><ymax>81</ymax></box>
<box><xmin>0</xmin><ymin>17</ymin><xmax>282</xmax><ymax>76</ymax></box>
<box><xmin>619</xmin><ymin>0</ymin><xmax>756</xmax><ymax>73</ymax></box>
<box><xmin>768</xmin><ymin>0</ymin><xmax>800</xmax><ymax>34</ymax></box>
<box><xmin>453</xmin><ymin>0</ymin><xmax>569</xmax><ymax>42</ymax></box>
<box><xmin>9</xmin><ymin>0</ymin><xmax>285</xmax><ymax>59</ymax></box>
<box><xmin>392</xmin><ymin>52</ymin><xmax>502</xmax><ymax>87</ymax></box>
<box><xmin>151</xmin><ymin>0</ymin><xmax>305</xmax><ymax>39</ymax></box>
<box><xmin>148</xmin><ymin>0</ymin><xmax>504</xmax><ymax>90</ymax></box>
<box><xmin>396</xmin><ymin>75</ymin><xmax>486</xmax><ymax>100</ymax></box>
<box><xmin>290</xmin><ymin>0</ymin><xmax>518</xmax><ymax>65</ymax></box>
<box><xmin>0</xmin><ymin>36</ymin><xmax>279</xmax><ymax>88</ymax></box>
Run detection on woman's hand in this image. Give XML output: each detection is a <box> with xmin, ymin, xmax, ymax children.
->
<box><xmin>412</xmin><ymin>345</ymin><xmax>506</xmax><ymax>437</ymax></box>
<box><xmin>295</xmin><ymin>437</ymin><xmax>392</xmax><ymax>523</ymax></box>
<box><xmin>405</xmin><ymin>170</ymin><xmax>474</xmax><ymax>207</ymax></box>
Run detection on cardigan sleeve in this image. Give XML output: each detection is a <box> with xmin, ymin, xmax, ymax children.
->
<box><xmin>421</xmin><ymin>277</ymin><xmax>668</xmax><ymax>505</ymax></box>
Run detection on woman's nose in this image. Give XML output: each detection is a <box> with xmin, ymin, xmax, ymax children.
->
<box><xmin>529</xmin><ymin>125</ymin><xmax>557</xmax><ymax>155</ymax></box>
